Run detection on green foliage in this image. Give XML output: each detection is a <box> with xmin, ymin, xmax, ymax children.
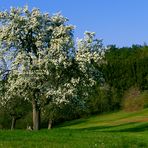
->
<box><xmin>103</xmin><ymin>45</ymin><xmax>148</xmax><ymax>91</ymax></box>
<box><xmin>0</xmin><ymin>109</ymin><xmax>11</xmax><ymax>129</ymax></box>
<box><xmin>98</xmin><ymin>45</ymin><xmax>148</xmax><ymax>111</ymax></box>
<box><xmin>0</xmin><ymin>98</ymin><xmax>31</xmax><ymax>129</ymax></box>
<box><xmin>15</xmin><ymin>111</ymin><xmax>32</xmax><ymax>129</ymax></box>
<box><xmin>86</xmin><ymin>85</ymin><xmax>111</xmax><ymax>114</ymax></box>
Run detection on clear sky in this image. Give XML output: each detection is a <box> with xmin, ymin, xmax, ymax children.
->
<box><xmin>0</xmin><ymin>0</ymin><xmax>148</xmax><ymax>47</ymax></box>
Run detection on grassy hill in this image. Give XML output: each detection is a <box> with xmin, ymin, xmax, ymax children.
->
<box><xmin>60</xmin><ymin>108</ymin><xmax>148</xmax><ymax>132</ymax></box>
<box><xmin>0</xmin><ymin>109</ymin><xmax>148</xmax><ymax>148</ymax></box>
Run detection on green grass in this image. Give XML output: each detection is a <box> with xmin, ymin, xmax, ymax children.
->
<box><xmin>0</xmin><ymin>109</ymin><xmax>148</xmax><ymax>148</ymax></box>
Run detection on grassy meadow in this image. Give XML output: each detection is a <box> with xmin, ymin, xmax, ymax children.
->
<box><xmin>0</xmin><ymin>108</ymin><xmax>148</xmax><ymax>148</ymax></box>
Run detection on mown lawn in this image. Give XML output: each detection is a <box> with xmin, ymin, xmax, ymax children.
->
<box><xmin>0</xmin><ymin>109</ymin><xmax>148</xmax><ymax>148</ymax></box>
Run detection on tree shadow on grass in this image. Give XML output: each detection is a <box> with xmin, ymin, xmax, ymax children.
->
<box><xmin>57</xmin><ymin>119</ymin><xmax>88</xmax><ymax>128</ymax></box>
<box><xmin>115</xmin><ymin>122</ymin><xmax>148</xmax><ymax>132</ymax></box>
<box><xmin>81</xmin><ymin>122</ymin><xmax>148</xmax><ymax>132</ymax></box>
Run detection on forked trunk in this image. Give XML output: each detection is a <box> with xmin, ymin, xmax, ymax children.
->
<box><xmin>32</xmin><ymin>99</ymin><xmax>40</xmax><ymax>130</ymax></box>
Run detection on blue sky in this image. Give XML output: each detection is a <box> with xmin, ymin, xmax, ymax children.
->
<box><xmin>0</xmin><ymin>0</ymin><xmax>148</xmax><ymax>47</ymax></box>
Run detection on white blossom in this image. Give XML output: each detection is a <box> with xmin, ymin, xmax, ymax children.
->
<box><xmin>0</xmin><ymin>7</ymin><xmax>105</xmax><ymax>110</ymax></box>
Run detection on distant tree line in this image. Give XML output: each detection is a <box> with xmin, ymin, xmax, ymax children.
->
<box><xmin>87</xmin><ymin>44</ymin><xmax>148</xmax><ymax>114</ymax></box>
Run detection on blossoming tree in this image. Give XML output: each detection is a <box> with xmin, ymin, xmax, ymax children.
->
<box><xmin>0</xmin><ymin>6</ymin><xmax>105</xmax><ymax>130</ymax></box>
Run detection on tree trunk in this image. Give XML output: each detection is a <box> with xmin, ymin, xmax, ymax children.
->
<box><xmin>11</xmin><ymin>117</ymin><xmax>16</xmax><ymax>130</ymax></box>
<box><xmin>32</xmin><ymin>99</ymin><xmax>40</xmax><ymax>130</ymax></box>
<box><xmin>48</xmin><ymin>119</ymin><xmax>52</xmax><ymax>129</ymax></box>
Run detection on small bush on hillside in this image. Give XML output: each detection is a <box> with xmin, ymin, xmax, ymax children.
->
<box><xmin>122</xmin><ymin>87</ymin><xmax>145</xmax><ymax>112</ymax></box>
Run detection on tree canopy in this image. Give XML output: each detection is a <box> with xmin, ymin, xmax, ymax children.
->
<box><xmin>0</xmin><ymin>6</ymin><xmax>105</xmax><ymax>130</ymax></box>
